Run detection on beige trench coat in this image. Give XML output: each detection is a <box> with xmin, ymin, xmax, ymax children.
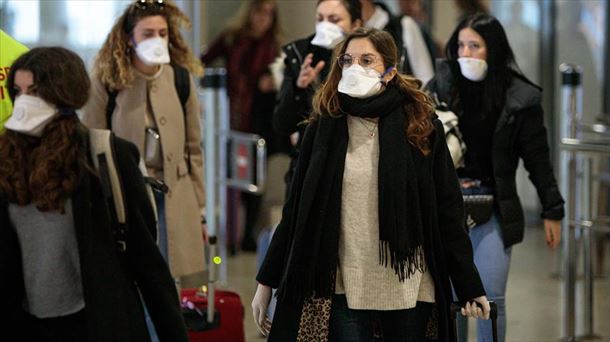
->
<box><xmin>81</xmin><ymin>66</ymin><xmax>205</xmax><ymax>278</ymax></box>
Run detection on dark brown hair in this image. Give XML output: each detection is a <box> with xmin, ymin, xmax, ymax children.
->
<box><xmin>312</xmin><ymin>27</ymin><xmax>434</xmax><ymax>155</ymax></box>
<box><xmin>317</xmin><ymin>0</ymin><xmax>362</xmax><ymax>23</ymax></box>
<box><xmin>0</xmin><ymin>47</ymin><xmax>91</xmax><ymax>213</ymax></box>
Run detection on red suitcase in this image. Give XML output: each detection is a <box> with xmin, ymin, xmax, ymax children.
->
<box><xmin>181</xmin><ymin>287</ymin><xmax>245</xmax><ymax>342</ymax></box>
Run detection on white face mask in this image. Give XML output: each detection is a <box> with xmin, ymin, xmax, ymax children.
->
<box><xmin>338</xmin><ymin>64</ymin><xmax>392</xmax><ymax>99</ymax></box>
<box><xmin>5</xmin><ymin>95</ymin><xmax>58</xmax><ymax>137</ymax></box>
<box><xmin>311</xmin><ymin>21</ymin><xmax>345</xmax><ymax>49</ymax></box>
<box><xmin>457</xmin><ymin>57</ymin><xmax>488</xmax><ymax>81</ymax></box>
<box><xmin>134</xmin><ymin>36</ymin><xmax>170</xmax><ymax>66</ymax></box>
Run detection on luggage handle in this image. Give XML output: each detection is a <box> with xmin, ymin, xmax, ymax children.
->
<box><xmin>181</xmin><ymin>296</ymin><xmax>221</xmax><ymax>332</ymax></box>
<box><xmin>450</xmin><ymin>301</ymin><xmax>498</xmax><ymax>342</ymax></box>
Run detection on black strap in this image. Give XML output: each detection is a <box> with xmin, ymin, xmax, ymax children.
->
<box><xmin>106</xmin><ymin>89</ymin><xmax>119</xmax><ymax>129</ymax></box>
<box><xmin>172</xmin><ymin>64</ymin><xmax>192</xmax><ymax>174</ymax></box>
<box><xmin>105</xmin><ymin>64</ymin><xmax>192</xmax><ymax>174</ymax></box>
<box><xmin>97</xmin><ymin>152</ymin><xmax>128</xmax><ymax>253</ymax></box>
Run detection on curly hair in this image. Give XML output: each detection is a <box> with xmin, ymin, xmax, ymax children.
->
<box><xmin>312</xmin><ymin>27</ymin><xmax>434</xmax><ymax>155</ymax></box>
<box><xmin>0</xmin><ymin>47</ymin><xmax>91</xmax><ymax>213</ymax></box>
<box><xmin>94</xmin><ymin>0</ymin><xmax>203</xmax><ymax>91</ymax></box>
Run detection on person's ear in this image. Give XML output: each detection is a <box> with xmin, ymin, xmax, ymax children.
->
<box><xmin>382</xmin><ymin>67</ymin><xmax>398</xmax><ymax>85</ymax></box>
<box><xmin>351</xmin><ymin>19</ymin><xmax>363</xmax><ymax>31</ymax></box>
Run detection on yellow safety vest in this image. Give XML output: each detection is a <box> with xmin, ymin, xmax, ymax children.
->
<box><xmin>0</xmin><ymin>30</ymin><xmax>29</xmax><ymax>133</ymax></box>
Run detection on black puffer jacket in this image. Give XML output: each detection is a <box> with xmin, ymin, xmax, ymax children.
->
<box><xmin>426</xmin><ymin>60</ymin><xmax>564</xmax><ymax>248</ymax></box>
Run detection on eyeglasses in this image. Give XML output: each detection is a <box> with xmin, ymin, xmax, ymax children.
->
<box><xmin>337</xmin><ymin>53</ymin><xmax>380</xmax><ymax>69</ymax></box>
<box><xmin>134</xmin><ymin>0</ymin><xmax>165</xmax><ymax>11</ymax></box>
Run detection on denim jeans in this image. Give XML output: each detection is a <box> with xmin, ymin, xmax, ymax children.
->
<box><xmin>328</xmin><ymin>294</ymin><xmax>433</xmax><ymax>342</ymax></box>
<box><xmin>456</xmin><ymin>215</ymin><xmax>511</xmax><ymax>342</ymax></box>
<box><xmin>154</xmin><ymin>192</ymin><xmax>168</xmax><ymax>261</ymax></box>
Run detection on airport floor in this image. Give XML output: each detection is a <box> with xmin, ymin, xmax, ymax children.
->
<box><xmin>222</xmin><ymin>225</ymin><xmax>609</xmax><ymax>342</ymax></box>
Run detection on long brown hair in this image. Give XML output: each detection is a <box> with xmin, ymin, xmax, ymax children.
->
<box><xmin>94</xmin><ymin>0</ymin><xmax>203</xmax><ymax>91</ymax></box>
<box><xmin>0</xmin><ymin>47</ymin><xmax>91</xmax><ymax>213</ymax></box>
<box><xmin>312</xmin><ymin>27</ymin><xmax>434</xmax><ymax>155</ymax></box>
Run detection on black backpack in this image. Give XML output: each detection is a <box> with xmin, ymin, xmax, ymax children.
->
<box><xmin>105</xmin><ymin>64</ymin><xmax>192</xmax><ymax>173</ymax></box>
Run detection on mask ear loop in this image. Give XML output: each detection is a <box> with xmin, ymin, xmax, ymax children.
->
<box><xmin>380</xmin><ymin>66</ymin><xmax>395</xmax><ymax>86</ymax></box>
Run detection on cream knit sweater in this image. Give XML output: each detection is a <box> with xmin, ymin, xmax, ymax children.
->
<box><xmin>334</xmin><ymin>115</ymin><xmax>435</xmax><ymax>310</ymax></box>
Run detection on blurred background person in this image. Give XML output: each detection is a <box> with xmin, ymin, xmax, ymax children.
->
<box><xmin>201</xmin><ymin>0</ymin><xmax>287</xmax><ymax>253</ymax></box>
<box><xmin>455</xmin><ymin>0</ymin><xmax>489</xmax><ymax>20</ymax></box>
<box><xmin>81</xmin><ymin>0</ymin><xmax>206</xmax><ymax>283</ymax></box>
<box><xmin>360</xmin><ymin>0</ymin><xmax>434</xmax><ymax>84</ymax></box>
<box><xmin>396</xmin><ymin>0</ymin><xmax>442</xmax><ymax>60</ymax></box>
<box><xmin>0</xmin><ymin>29</ymin><xmax>28</xmax><ymax>132</ymax></box>
<box><xmin>273</xmin><ymin>0</ymin><xmax>362</xmax><ymax>198</ymax></box>
<box><xmin>426</xmin><ymin>13</ymin><xmax>564</xmax><ymax>342</ymax></box>
<box><xmin>0</xmin><ymin>46</ymin><xmax>188</xmax><ymax>342</ymax></box>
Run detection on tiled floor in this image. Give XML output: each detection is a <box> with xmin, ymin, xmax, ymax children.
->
<box><xmin>222</xmin><ymin>226</ymin><xmax>609</xmax><ymax>342</ymax></box>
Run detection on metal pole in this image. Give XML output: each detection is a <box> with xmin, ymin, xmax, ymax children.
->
<box><xmin>216</xmin><ymin>71</ymin><xmax>229</xmax><ymax>286</ymax></box>
<box><xmin>201</xmin><ymin>68</ymin><xmax>229</xmax><ymax>322</ymax></box>
<box><xmin>559</xmin><ymin>63</ymin><xmax>582</xmax><ymax>342</ymax></box>
<box><xmin>582</xmin><ymin>156</ymin><xmax>594</xmax><ymax>338</ymax></box>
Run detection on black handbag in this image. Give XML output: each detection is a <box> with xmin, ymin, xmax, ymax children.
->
<box><xmin>460</xmin><ymin>179</ymin><xmax>494</xmax><ymax>229</ymax></box>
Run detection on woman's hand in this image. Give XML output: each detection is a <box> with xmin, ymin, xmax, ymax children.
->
<box><xmin>296</xmin><ymin>53</ymin><xmax>325</xmax><ymax>89</ymax></box>
<box><xmin>461</xmin><ymin>295</ymin><xmax>490</xmax><ymax>320</ymax></box>
<box><xmin>544</xmin><ymin>219</ymin><xmax>561</xmax><ymax>250</ymax></box>
<box><xmin>251</xmin><ymin>283</ymin><xmax>273</xmax><ymax>336</ymax></box>
<box><xmin>258</xmin><ymin>74</ymin><xmax>275</xmax><ymax>93</ymax></box>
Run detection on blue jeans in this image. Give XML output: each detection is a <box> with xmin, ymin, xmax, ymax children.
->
<box><xmin>154</xmin><ymin>192</ymin><xmax>168</xmax><ymax>261</ymax></box>
<box><xmin>329</xmin><ymin>294</ymin><xmax>433</xmax><ymax>342</ymax></box>
<box><xmin>456</xmin><ymin>215</ymin><xmax>511</xmax><ymax>342</ymax></box>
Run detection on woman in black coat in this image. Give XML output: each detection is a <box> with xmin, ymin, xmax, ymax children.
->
<box><xmin>253</xmin><ymin>28</ymin><xmax>489</xmax><ymax>342</ymax></box>
<box><xmin>0</xmin><ymin>47</ymin><xmax>188</xmax><ymax>341</ymax></box>
<box><xmin>273</xmin><ymin>0</ymin><xmax>362</xmax><ymax>193</ymax></box>
<box><xmin>426</xmin><ymin>14</ymin><xmax>564</xmax><ymax>342</ymax></box>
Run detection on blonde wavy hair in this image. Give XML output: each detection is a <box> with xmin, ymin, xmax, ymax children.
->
<box><xmin>94</xmin><ymin>0</ymin><xmax>203</xmax><ymax>91</ymax></box>
<box><xmin>312</xmin><ymin>27</ymin><xmax>435</xmax><ymax>155</ymax></box>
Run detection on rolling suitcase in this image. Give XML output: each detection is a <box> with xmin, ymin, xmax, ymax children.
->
<box><xmin>181</xmin><ymin>287</ymin><xmax>245</xmax><ymax>342</ymax></box>
<box><xmin>450</xmin><ymin>301</ymin><xmax>498</xmax><ymax>342</ymax></box>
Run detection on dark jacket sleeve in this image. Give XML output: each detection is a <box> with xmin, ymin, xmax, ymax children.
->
<box><xmin>200</xmin><ymin>32</ymin><xmax>228</xmax><ymax>66</ymax></box>
<box><xmin>515</xmin><ymin>105</ymin><xmax>565</xmax><ymax>220</ymax></box>
<box><xmin>431</xmin><ymin>119</ymin><xmax>485</xmax><ymax>301</ymax></box>
<box><xmin>0</xmin><ymin>202</ymin><xmax>27</xmax><ymax>330</ymax></box>
<box><xmin>272</xmin><ymin>52</ymin><xmax>311</xmax><ymax>136</ymax></box>
<box><xmin>257</xmin><ymin>120</ymin><xmax>318</xmax><ymax>288</ymax></box>
<box><xmin>113</xmin><ymin>138</ymin><xmax>188</xmax><ymax>342</ymax></box>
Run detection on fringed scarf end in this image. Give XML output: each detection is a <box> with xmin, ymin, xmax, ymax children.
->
<box><xmin>379</xmin><ymin>243</ymin><xmax>427</xmax><ymax>282</ymax></box>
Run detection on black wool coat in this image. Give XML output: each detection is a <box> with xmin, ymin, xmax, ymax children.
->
<box><xmin>426</xmin><ymin>60</ymin><xmax>565</xmax><ymax>248</ymax></box>
<box><xmin>0</xmin><ymin>133</ymin><xmax>188</xmax><ymax>342</ymax></box>
<box><xmin>257</xmin><ymin>115</ymin><xmax>485</xmax><ymax>342</ymax></box>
